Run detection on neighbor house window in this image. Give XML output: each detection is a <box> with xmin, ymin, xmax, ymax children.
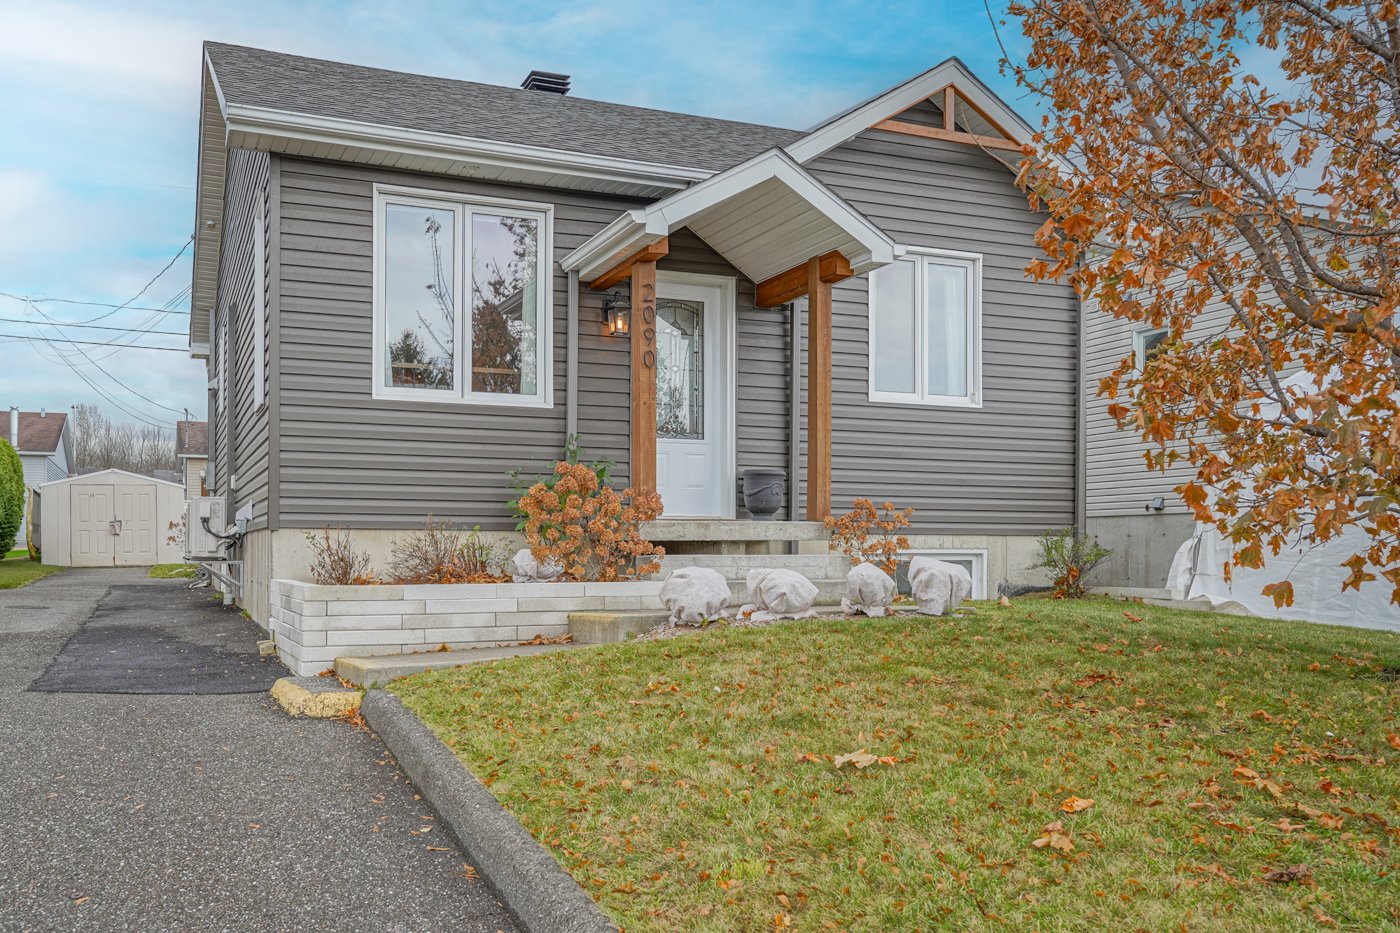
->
<box><xmin>868</xmin><ymin>250</ymin><xmax>981</xmax><ymax>406</ymax></box>
<box><xmin>373</xmin><ymin>186</ymin><xmax>552</xmax><ymax>406</ymax></box>
<box><xmin>1134</xmin><ymin>327</ymin><xmax>1168</xmax><ymax>370</ymax></box>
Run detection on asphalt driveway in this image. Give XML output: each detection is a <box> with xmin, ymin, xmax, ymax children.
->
<box><xmin>0</xmin><ymin>568</ymin><xmax>517</xmax><ymax>932</ymax></box>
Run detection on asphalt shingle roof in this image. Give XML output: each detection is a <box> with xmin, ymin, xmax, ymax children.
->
<box><xmin>1</xmin><ymin>411</ymin><xmax>66</xmax><ymax>454</ymax></box>
<box><xmin>204</xmin><ymin>43</ymin><xmax>806</xmax><ymax>173</ymax></box>
<box><xmin>175</xmin><ymin>420</ymin><xmax>208</xmax><ymax>457</ymax></box>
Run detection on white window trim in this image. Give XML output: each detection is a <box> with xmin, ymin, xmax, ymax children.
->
<box><xmin>867</xmin><ymin>246</ymin><xmax>983</xmax><ymax>408</ymax></box>
<box><xmin>371</xmin><ymin>183</ymin><xmax>555</xmax><ymax>409</ymax></box>
<box><xmin>253</xmin><ymin>195</ymin><xmax>266</xmax><ymax>411</ymax></box>
<box><xmin>899</xmin><ymin>548</ymin><xmax>989</xmax><ymax>600</ymax></box>
<box><xmin>1134</xmin><ymin>326</ymin><xmax>1168</xmax><ymax>371</ymax></box>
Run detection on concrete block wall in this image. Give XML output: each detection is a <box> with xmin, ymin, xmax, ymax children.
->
<box><xmin>269</xmin><ymin>579</ymin><xmax>664</xmax><ymax>676</ymax></box>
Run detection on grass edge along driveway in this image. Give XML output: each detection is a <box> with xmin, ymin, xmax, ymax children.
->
<box><xmin>0</xmin><ymin>552</ymin><xmax>61</xmax><ymax>589</ymax></box>
<box><xmin>393</xmin><ymin>598</ymin><xmax>1400</xmax><ymax>932</ymax></box>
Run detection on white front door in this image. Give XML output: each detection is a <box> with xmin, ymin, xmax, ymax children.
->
<box><xmin>654</xmin><ymin>273</ymin><xmax>735</xmax><ymax>519</ymax></box>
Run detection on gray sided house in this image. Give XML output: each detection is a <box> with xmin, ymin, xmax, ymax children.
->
<box><xmin>191</xmin><ymin>43</ymin><xmax>1080</xmax><ymax>624</ymax></box>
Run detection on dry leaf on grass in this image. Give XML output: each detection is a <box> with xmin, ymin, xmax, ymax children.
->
<box><xmin>1032</xmin><ymin>820</ymin><xmax>1074</xmax><ymax>852</ymax></box>
<box><xmin>1123</xmin><ymin>611</ymin><xmax>1143</xmax><ymax>622</ymax></box>
<box><xmin>998</xmin><ymin>595</ymin><xmax>1012</xmax><ymax>607</ymax></box>
<box><xmin>833</xmin><ymin>749</ymin><xmax>878</xmax><ymax>770</ymax></box>
<box><xmin>1233</xmin><ymin>766</ymin><xmax>1284</xmax><ymax>798</ymax></box>
<box><xmin>1060</xmin><ymin>795</ymin><xmax>1095</xmax><ymax>813</ymax></box>
<box><xmin>1261</xmin><ymin>864</ymin><xmax>1313</xmax><ymax>884</ymax></box>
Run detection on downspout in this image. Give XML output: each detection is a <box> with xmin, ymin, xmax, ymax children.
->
<box><xmin>788</xmin><ymin>300</ymin><xmax>801</xmax><ymax>525</ymax></box>
<box><xmin>8</xmin><ymin>406</ymin><xmax>17</xmax><ymax>449</ymax></box>
<box><xmin>566</xmin><ymin>269</ymin><xmax>579</xmax><ymax>439</ymax></box>
<box><xmin>223</xmin><ymin>306</ymin><xmax>235</xmax><ymax>519</ymax></box>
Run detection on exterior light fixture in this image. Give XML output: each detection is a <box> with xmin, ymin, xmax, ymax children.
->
<box><xmin>602</xmin><ymin>291</ymin><xmax>630</xmax><ymax>337</ymax></box>
<box><xmin>1145</xmin><ymin>496</ymin><xmax>1166</xmax><ymax>512</ymax></box>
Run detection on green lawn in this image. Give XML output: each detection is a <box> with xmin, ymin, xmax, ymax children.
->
<box><xmin>0</xmin><ymin>552</ymin><xmax>61</xmax><ymax>589</ymax></box>
<box><xmin>392</xmin><ymin>598</ymin><xmax>1400</xmax><ymax>932</ymax></box>
<box><xmin>148</xmin><ymin>563</ymin><xmax>198</xmax><ymax>579</ymax></box>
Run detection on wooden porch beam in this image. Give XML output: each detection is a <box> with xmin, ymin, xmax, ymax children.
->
<box><xmin>754</xmin><ymin>250</ymin><xmax>853</xmax><ymax>309</ymax></box>
<box><xmin>587</xmin><ymin>236</ymin><xmax>669</xmax><ymax>291</ymax></box>
<box><xmin>873</xmin><ymin>119</ymin><xmax>1023</xmax><ymax>152</ymax></box>
<box><xmin>629</xmin><ymin>259</ymin><xmax>658</xmax><ymax>497</ymax></box>
<box><xmin>806</xmin><ymin>257</ymin><xmax>832</xmax><ymax>521</ymax></box>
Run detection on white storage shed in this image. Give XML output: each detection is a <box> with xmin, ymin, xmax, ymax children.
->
<box><xmin>36</xmin><ymin>469</ymin><xmax>186</xmax><ymax>567</ymax></box>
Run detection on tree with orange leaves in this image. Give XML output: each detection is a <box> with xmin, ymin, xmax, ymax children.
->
<box><xmin>1005</xmin><ymin>0</ymin><xmax>1400</xmax><ymax>605</ymax></box>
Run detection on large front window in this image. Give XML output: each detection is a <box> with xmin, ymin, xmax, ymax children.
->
<box><xmin>868</xmin><ymin>250</ymin><xmax>981</xmax><ymax>406</ymax></box>
<box><xmin>373</xmin><ymin>187</ymin><xmax>552</xmax><ymax>406</ymax></box>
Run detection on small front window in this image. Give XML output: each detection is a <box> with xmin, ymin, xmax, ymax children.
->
<box><xmin>1134</xmin><ymin>328</ymin><xmax>1168</xmax><ymax>370</ymax></box>
<box><xmin>869</xmin><ymin>251</ymin><xmax>981</xmax><ymax>406</ymax></box>
<box><xmin>374</xmin><ymin>187</ymin><xmax>552</xmax><ymax>406</ymax></box>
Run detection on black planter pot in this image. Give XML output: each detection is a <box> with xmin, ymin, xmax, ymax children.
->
<box><xmin>741</xmin><ymin>468</ymin><xmax>786</xmax><ymax>521</ymax></box>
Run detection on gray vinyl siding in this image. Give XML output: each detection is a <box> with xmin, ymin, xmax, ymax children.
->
<box><xmin>211</xmin><ymin>148</ymin><xmax>272</xmax><ymax>529</ymax></box>
<box><xmin>1082</xmin><ymin>287</ymin><xmax>1235</xmax><ymax>518</ymax></box>
<box><xmin>805</xmin><ymin>129</ymin><xmax>1079</xmax><ymax>535</ymax></box>
<box><xmin>275</xmin><ymin>158</ymin><xmax>638</xmax><ymax>529</ymax></box>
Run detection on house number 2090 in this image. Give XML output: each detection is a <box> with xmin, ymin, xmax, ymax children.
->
<box><xmin>640</xmin><ymin>281</ymin><xmax>657</xmax><ymax>369</ymax></box>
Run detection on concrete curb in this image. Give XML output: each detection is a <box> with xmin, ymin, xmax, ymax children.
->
<box><xmin>359</xmin><ymin>690</ymin><xmax>617</xmax><ymax>933</ymax></box>
<box><xmin>269</xmin><ymin>677</ymin><xmax>362</xmax><ymax>718</ymax></box>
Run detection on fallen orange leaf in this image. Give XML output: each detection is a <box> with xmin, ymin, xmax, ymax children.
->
<box><xmin>1060</xmin><ymin>795</ymin><xmax>1095</xmax><ymax>813</ymax></box>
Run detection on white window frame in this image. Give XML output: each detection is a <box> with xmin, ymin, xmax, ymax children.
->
<box><xmin>867</xmin><ymin>246</ymin><xmax>982</xmax><ymax>408</ymax></box>
<box><xmin>371</xmin><ymin>183</ymin><xmax>554</xmax><ymax>409</ymax></box>
<box><xmin>253</xmin><ymin>195</ymin><xmax>266</xmax><ymax>411</ymax></box>
<box><xmin>897</xmin><ymin>548</ymin><xmax>989</xmax><ymax>600</ymax></box>
<box><xmin>1134</xmin><ymin>327</ymin><xmax>1168</xmax><ymax>370</ymax></box>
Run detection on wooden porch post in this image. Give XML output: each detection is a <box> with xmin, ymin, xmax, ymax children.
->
<box><xmin>806</xmin><ymin>257</ymin><xmax>832</xmax><ymax>521</ymax></box>
<box><xmin>630</xmin><ymin>260</ymin><xmax>658</xmax><ymax>496</ymax></box>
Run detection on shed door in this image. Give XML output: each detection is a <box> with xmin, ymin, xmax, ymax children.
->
<box><xmin>70</xmin><ymin>484</ymin><xmax>115</xmax><ymax>567</ymax></box>
<box><xmin>113</xmin><ymin>483</ymin><xmax>158</xmax><ymax>566</ymax></box>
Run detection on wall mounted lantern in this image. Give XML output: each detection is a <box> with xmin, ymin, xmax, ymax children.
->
<box><xmin>602</xmin><ymin>291</ymin><xmax>630</xmax><ymax>337</ymax></box>
<box><xmin>1144</xmin><ymin>496</ymin><xmax>1167</xmax><ymax>512</ymax></box>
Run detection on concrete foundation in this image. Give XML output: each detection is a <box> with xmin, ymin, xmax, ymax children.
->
<box><xmin>1086</xmin><ymin>514</ymin><xmax>1195</xmax><ymax>591</ymax></box>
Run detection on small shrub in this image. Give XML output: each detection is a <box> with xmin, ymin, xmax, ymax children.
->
<box><xmin>1032</xmin><ymin>528</ymin><xmax>1111</xmax><ymax>598</ymax></box>
<box><xmin>825</xmin><ymin>498</ymin><xmax>915</xmax><ymax>575</ymax></box>
<box><xmin>305</xmin><ymin>525</ymin><xmax>375</xmax><ymax>585</ymax></box>
<box><xmin>516</xmin><ymin>461</ymin><xmax>664</xmax><ymax>581</ymax></box>
<box><xmin>507</xmin><ymin>433</ymin><xmax>615</xmax><ymax>532</ymax></box>
<box><xmin>386</xmin><ymin>516</ymin><xmax>503</xmax><ymax>584</ymax></box>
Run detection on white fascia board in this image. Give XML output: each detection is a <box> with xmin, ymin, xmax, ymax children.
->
<box><xmin>223</xmin><ymin>104</ymin><xmax>711</xmax><ymax>192</ymax></box>
<box><xmin>189</xmin><ymin>339</ymin><xmax>210</xmax><ymax>360</ymax></box>
<box><xmin>557</xmin><ymin>209</ymin><xmax>652</xmax><ymax>276</ymax></box>
<box><xmin>785</xmin><ymin>57</ymin><xmax>1033</xmax><ymax>164</ymax></box>
<box><xmin>37</xmin><ymin>468</ymin><xmax>184</xmax><ymax>490</ymax></box>
<box><xmin>563</xmin><ymin>148</ymin><xmax>894</xmax><ymax>282</ymax></box>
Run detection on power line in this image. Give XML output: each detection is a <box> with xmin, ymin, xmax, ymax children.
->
<box><xmin>0</xmin><ymin>234</ymin><xmax>194</xmax><ymax>327</ymax></box>
<box><xmin>0</xmin><ymin>317</ymin><xmax>187</xmax><ymax>336</ymax></box>
<box><xmin>33</xmin><ymin>342</ymin><xmax>175</xmax><ymax>430</ymax></box>
<box><xmin>0</xmin><ymin>292</ymin><xmax>190</xmax><ymax>315</ymax></box>
<box><xmin>0</xmin><ymin>331</ymin><xmax>186</xmax><ymax>352</ymax></box>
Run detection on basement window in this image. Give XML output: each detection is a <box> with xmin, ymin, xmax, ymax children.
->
<box><xmin>868</xmin><ymin>249</ymin><xmax>982</xmax><ymax>407</ymax></box>
<box><xmin>372</xmin><ymin>185</ymin><xmax>553</xmax><ymax>407</ymax></box>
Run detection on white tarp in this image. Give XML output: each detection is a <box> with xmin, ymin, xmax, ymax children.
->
<box><xmin>1168</xmin><ymin>524</ymin><xmax>1398</xmax><ymax>632</ymax></box>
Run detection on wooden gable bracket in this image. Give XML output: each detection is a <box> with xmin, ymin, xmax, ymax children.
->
<box><xmin>754</xmin><ymin>250</ymin><xmax>853</xmax><ymax>309</ymax></box>
<box><xmin>874</xmin><ymin>84</ymin><xmax>1022</xmax><ymax>152</ymax></box>
<box><xmin>587</xmin><ymin>236</ymin><xmax>670</xmax><ymax>291</ymax></box>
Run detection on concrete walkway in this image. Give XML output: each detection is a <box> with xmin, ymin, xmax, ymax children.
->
<box><xmin>0</xmin><ymin>568</ymin><xmax>516</xmax><ymax>932</ymax></box>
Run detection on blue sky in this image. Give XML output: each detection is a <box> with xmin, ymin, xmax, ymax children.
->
<box><xmin>0</xmin><ymin>0</ymin><xmax>1031</xmax><ymax>432</ymax></box>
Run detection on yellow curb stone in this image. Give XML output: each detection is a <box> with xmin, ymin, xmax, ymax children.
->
<box><xmin>270</xmin><ymin>677</ymin><xmax>363</xmax><ymax>718</ymax></box>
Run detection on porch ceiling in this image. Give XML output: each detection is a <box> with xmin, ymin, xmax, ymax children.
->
<box><xmin>561</xmin><ymin>149</ymin><xmax>895</xmax><ymax>287</ymax></box>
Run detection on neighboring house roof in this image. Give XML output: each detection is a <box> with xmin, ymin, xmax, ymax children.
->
<box><xmin>204</xmin><ymin>43</ymin><xmax>804</xmax><ymax>175</ymax></box>
<box><xmin>1</xmin><ymin>410</ymin><xmax>67</xmax><ymax>455</ymax></box>
<box><xmin>176</xmin><ymin>420</ymin><xmax>208</xmax><ymax>457</ymax></box>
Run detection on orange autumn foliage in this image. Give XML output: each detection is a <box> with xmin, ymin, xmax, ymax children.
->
<box><xmin>1006</xmin><ymin>0</ymin><xmax>1400</xmax><ymax>605</ymax></box>
<box><xmin>824</xmin><ymin>498</ymin><xmax>914</xmax><ymax>575</ymax></box>
<box><xmin>516</xmin><ymin>461</ymin><xmax>664</xmax><ymax>581</ymax></box>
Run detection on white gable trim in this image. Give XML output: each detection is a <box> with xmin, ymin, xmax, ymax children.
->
<box><xmin>36</xmin><ymin>468</ymin><xmax>186</xmax><ymax>491</ymax></box>
<box><xmin>784</xmin><ymin>57</ymin><xmax>1034</xmax><ymax>165</ymax></box>
<box><xmin>560</xmin><ymin>148</ymin><xmax>896</xmax><ymax>284</ymax></box>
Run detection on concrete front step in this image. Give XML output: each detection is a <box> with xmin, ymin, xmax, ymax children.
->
<box><xmin>642</xmin><ymin>520</ymin><xmax>829</xmax><ymax>542</ymax></box>
<box><xmin>658</xmin><ymin>553</ymin><xmax>850</xmax><ymax>580</ymax></box>
<box><xmin>336</xmin><ymin>643</ymin><xmax>577</xmax><ymax>688</ymax></box>
<box><xmin>570</xmin><ymin>610</ymin><xmax>672</xmax><ymax>644</ymax></box>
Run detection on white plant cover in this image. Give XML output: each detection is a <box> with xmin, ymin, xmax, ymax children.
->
<box><xmin>659</xmin><ymin>566</ymin><xmax>731</xmax><ymax>623</ymax></box>
<box><xmin>508</xmin><ymin>548</ymin><xmax>563</xmax><ymax>583</ymax></box>
<box><xmin>740</xmin><ymin>568</ymin><xmax>819</xmax><ymax>621</ymax></box>
<box><xmin>908</xmin><ymin>557</ymin><xmax>972</xmax><ymax>616</ymax></box>
<box><xmin>842</xmin><ymin>562</ymin><xmax>895</xmax><ymax>617</ymax></box>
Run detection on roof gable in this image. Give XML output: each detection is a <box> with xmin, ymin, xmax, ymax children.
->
<box><xmin>1</xmin><ymin>410</ymin><xmax>67</xmax><ymax>455</ymax></box>
<box><xmin>784</xmin><ymin>57</ymin><xmax>1033</xmax><ymax>165</ymax></box>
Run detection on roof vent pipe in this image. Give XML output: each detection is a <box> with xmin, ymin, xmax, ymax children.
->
<box><xmin>521</xmin><ymin>70</ymin><xmax>570</xmax><ymax>94</ymax></box>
